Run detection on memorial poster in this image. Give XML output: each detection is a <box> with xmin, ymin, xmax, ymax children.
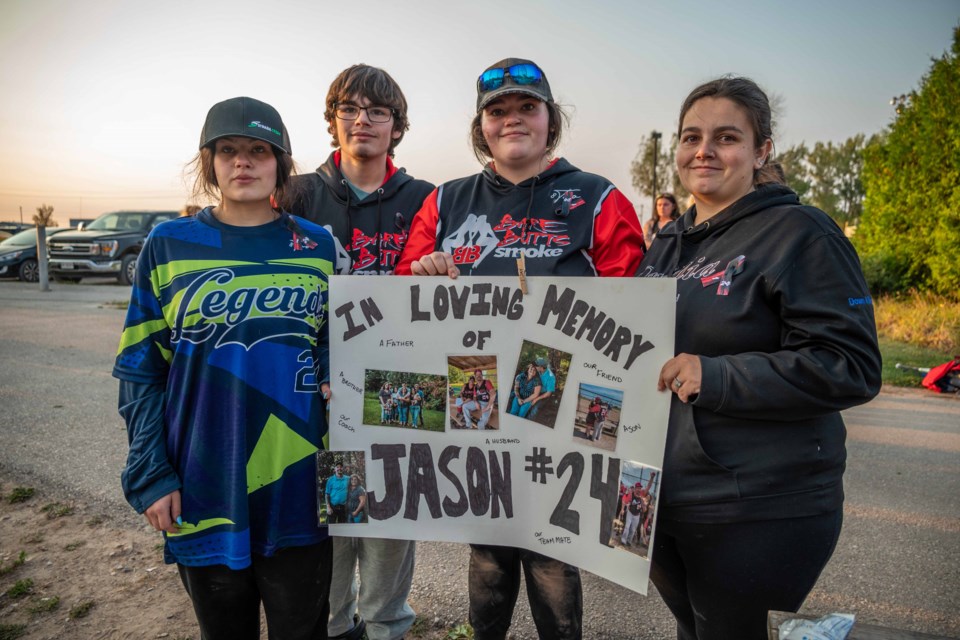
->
<box><xmin>325</xmin><ymin>276</ymin><xmax>675</xmax><ymax>593</ymax></box>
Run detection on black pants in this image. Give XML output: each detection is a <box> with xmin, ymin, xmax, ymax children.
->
<box><xmin>328</xmin><ymin>504</ymin><xmax>347</xmax><ymax>524</ymax></box>
<box><xmin>178</xmin><ymin>539</ymin><xmax>333</xmax><ymax>640</ymax></box>
<box><xmin>468</xmin><ymin>544</ymin><xmax>582</xmax><ymax>640</ymax></box>
<box><xmin>650</xmin><ymin>510</ymin><xmax>842</xmax><ymax>640</ymax></box>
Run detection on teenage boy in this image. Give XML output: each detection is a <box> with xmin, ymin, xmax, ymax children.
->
<box><xmin>290</xmin><ymin>64</ymin><xmax>434</xmax><ymax>276</ymax></box>
<box><xmin>289</xmin><ymin>64</ymin><xmax>433</xmax><ymax>640</ymax></box>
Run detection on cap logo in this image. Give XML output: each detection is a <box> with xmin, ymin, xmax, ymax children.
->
<box><xmin>247</xmin><ymin>120</ymin><xmax>281</xmax><ymax>136</ymax></box>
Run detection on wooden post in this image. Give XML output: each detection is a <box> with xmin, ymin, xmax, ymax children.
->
<box><xmin>36</xmin><ymin>224</ymin><xmax>50</xmax><ymax>292</ymax></box>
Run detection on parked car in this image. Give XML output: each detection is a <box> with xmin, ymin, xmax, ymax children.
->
<box><xmin>47</xmin><ymin>210</ymin><xmax>178</xmax><ymax>285</ymax></box>
<box><xmin>0</xmin><ymin>222</ymin><xmax>32</xmax><ymax>241</ymax></box>
<box><xmin>0</xmin><ymin>227</ymin><xmax>72</xmax><ymax>282</ymax></box>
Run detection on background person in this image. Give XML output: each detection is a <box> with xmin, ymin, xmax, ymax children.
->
<box><xmin>528</xmin><ymin>357</ymin><xmax>555</xmax><ymax>420</ymax></box>
<box><xmin>637</xmin><ymin>76</ymin><xmax>881</xmax><ymax>640</ymax></box>
<box><xmin>642</xmin><ymin>192</ymin><xmax>680</xmax><ymax>249</ymax></box>
<box><xmin>620</xmin><ymin>482</ymin><xmax>649</xmax><ymax>548</ymax></box>
<box><xmin>463</xmin><ymin>368</ymin><xmax>496</xmax><ymax>430</ymax></box>
<box><xmin>509</xmin><ymin>363</ymin><xmax>541</xmax><ymax>418</ymax></box>
<box><xmin>115</xmin><ymin>96</ymin><xmax>336</xmax><ymax>639</ymax></box>
<box><xmin>287</xmin><ymin>64</ymin><xmax>428</xmax><ymax>640</ymax></box>
<box><xmin>456</xmin><ymin>376</ymin><xmax>477</xmax><ymax>427</ymax></box>
<box><xmin>397</xmin><ymin>57</ymin><xmax>645</xmax><ymax>640</ymax></box>
<box><xmin>378</xmin><ymin>382</ymin><xmax>392</xmax><ymax>424</ymax></box>
<box><xmin>408</xmin><ymin>386</ymin><xmax>422</xmax><ymax>429</ymax></box>
<box><xmin>592</xmin><ymin>403</ymin><xmax>609</xmax><ymax>442</ymax></box>
<box><xmin>585</xmin><ymin>396</ymin><xmax>601</xmax><ymax>438</ymax></box>
<box><xmin>413</xmin><ymin>382</ymin><xmax>426</xmax><ymax>428</ymax></box>
<box><xmin>397</xmin><ymin>382</ymin><xmax>411</xmax><ymax>426</ymax></box>
<box><xmin>347</xmin><ymin>474</ymin><xmax>367</xmax><ymax>524</ymax></box>
<box><xmin>325</xmin><ymin>462</ymin><xmax>349</xmax><ymax>524</ymax></box>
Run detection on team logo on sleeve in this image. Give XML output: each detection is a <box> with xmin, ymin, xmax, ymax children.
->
<box><xmin>289</xmin><ymin>231</ymin><xmax>318</xmax><ymax>251</ymax></box>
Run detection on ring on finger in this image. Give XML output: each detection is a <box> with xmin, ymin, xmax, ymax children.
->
<box><xmin>673</xmin><ymin>377</ymin><xmax>683</xmax><ymax>390</ymax></box>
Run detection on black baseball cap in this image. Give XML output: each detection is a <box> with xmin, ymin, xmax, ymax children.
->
<box><xmin>476</xmin><ymin>58</ymin><xmax>553</xmax><ymax>112</ymax></box>
<box><xmin>200</xmin><ymin>96</ymin><xmax>291</xmax><ymax>154</ymax></box>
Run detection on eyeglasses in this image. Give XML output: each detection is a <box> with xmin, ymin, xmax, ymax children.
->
<box><xmin>335</xmin><ymin>103</ymin><xmax>395</xmax><ymax>123</ymax></box>
<box><xmin>478</xmin><ymin>64</ymin><xmax>544</xmax><ymax>92</ymax></box>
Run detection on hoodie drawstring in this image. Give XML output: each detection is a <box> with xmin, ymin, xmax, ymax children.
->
<box><xmin>521</xmin><ymin>176</ymin><xmax>539</xmax><ymax>244</ymax></box>
<box><xmin>375</xmin><ymin>188</ymin><xmax>386</xmax><ymax>274</ymax></box>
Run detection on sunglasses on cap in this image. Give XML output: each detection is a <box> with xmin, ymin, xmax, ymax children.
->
<box><xmin>478</xmin><ymin>63</ymin><xmax>544</xmax><ymax>92</ymax></box>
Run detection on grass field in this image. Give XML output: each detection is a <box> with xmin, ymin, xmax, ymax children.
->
<box><xmin>874</xmin><ymin>291</ymin><xmax>958</xmax><ymax>353</ymax></box>
<box><xmin>879</xmin><ymin>337</ymin><xmax>954</xmax><ymax>388</ymax></box>
<box><xmin>873</xmin><ymin>292</ymin><xmax>957</xmax><ymax>388</ymax></box>
<box><xmin>361</xmin><ymin>394</ymin><xmax>446</xmax><ymax>432</ymax></box>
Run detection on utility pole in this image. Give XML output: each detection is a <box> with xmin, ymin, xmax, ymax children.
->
<box><xmin>37</xmin><ymin>224</ymin><xmax>50</xmax><ymax>292</ymax></box>
<box><xmin>651</xmin><ymin>130</ymin><xmax>662</xmax><ymax>221</ymax></box>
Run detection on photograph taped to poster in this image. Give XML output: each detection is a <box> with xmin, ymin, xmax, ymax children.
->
<box><xmin>327</xmin><ymin>276</ymin><xmax>675</xmax><ymax>594</ymax></box>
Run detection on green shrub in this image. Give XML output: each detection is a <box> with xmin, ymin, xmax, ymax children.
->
<box><xmin>6</xmin><ymin>578</ymin><xmax>34</xmax><ymax>598</ymax></box>
<box><xmin>8</xmin><ymin>487</ymin><xmax>35</xmax><ymax>504</ymax></box>
<box><xmin>0</xmin><ymin>551</ymin><xmax>26</xmax><ymax>576</ymax></box>
<box><xmin>29</xmin><ymin>595</ymin><xmax>60</xmax><ymax>615</ymax></box>
<box><xmin>0</xmin><ymin>623</ymin><xmax>28</xmax><ymax>640</ymax></box>
<box><xmin>68</xmin><ymin>600</ymin><xmax>95</xmax><ymax>619</ymax></box>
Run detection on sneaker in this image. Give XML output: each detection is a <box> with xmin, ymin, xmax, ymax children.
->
<box><xmin>330</xmin><ymin>615</ymin><xmax>366</xmax><ymax>640</ymax></box>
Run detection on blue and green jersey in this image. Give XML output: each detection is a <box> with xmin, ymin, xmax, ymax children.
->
<box><xmin>114</xmin><ymin>208</ymin><xmax>335</xmax><ymax>569</ymax></box>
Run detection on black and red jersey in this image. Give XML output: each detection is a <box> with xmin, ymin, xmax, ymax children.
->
<box><xmin>290</xmin><ymin>152</ymin><xmax>434</xmax><ymax>275</ymax></box>
<box><xmin>475</xmin><ymin>379</ymin><xmax>495</xmax><ymax>403</ymax></box>
<box><xmin>396</xmin><ymin>158</ymin><xmax>644</xmax><ymax>276</ymax></box>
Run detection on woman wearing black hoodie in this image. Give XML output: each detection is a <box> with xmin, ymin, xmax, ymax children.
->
<box><xmin>637</xmin><ymin>77</ymin><xmax>881</xmax><ymax>640</ymax></box>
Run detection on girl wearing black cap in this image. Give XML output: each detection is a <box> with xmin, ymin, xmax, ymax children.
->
<box><xmin>397</xmin><ymin>57</ymin><xmax>645</xmax><ymax>640</ymax></box>
<box><xmin>114</xmin><ymin>97</ymin><xmax>337</xmax><ymax>639</ymax></box>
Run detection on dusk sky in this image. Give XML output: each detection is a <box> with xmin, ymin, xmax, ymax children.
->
<box><xmin>1</xmin><ymin>0</ymin><xmax>956</xmax><ymax>227</ymax></box>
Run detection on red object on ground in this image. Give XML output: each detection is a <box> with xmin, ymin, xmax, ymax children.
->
<box><xmin>921</xmin><ymin>358</ymin><xmax>960</xmax><ymax>393</ymax></box>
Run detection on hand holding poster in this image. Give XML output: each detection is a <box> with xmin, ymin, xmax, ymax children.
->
<box><xmin>326</xmin><ymin>276</ymin><xmax>675</xmax><ymax>594</ymax></box>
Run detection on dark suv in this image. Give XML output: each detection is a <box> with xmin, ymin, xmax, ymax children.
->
<box><xmin>0</xmin><ymin>227</ymin><xmax>71</xmax><ymax>281</ymax></box>
<box><xmin>48</xmin><ymin>210</ymin><xmax>178</xmax><ymax>285</ymax></box>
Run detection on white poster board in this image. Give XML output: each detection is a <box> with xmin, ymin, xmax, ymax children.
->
<box><xmin>327</xmin><ymin>276</ymin><xmax>675</xmax><ymax>594</ymax></box>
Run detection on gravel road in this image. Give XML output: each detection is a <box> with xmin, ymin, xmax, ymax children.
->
<box><xmin>1</xmin><ymin>280</ymin><xmax>957</xmax><ymax>639</ymax></box>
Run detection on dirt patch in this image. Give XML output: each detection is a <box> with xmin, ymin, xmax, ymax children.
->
<box><xmin>0</xmin><ymin>480</ymin><xmax>465</xmax><ymax>640</ymax></box>
<box><xmin>0</xmin><ymin>480</ymin><xmax>195</xmax><ymax>639</ymax></box>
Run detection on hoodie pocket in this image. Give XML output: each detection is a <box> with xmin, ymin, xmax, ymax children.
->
<box><xmin>662</xmin><ymin>401</ymin><xmax>741</xmax><ymax>505</ymax></box>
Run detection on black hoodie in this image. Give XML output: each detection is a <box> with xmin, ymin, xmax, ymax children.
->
<box><xmin>290</xmin><ymin>152</ymin><xmax>434</xmax><ymax>275</ymax></box>
<box><xmin>637</xmin><ymin>184</ymin><xmax>881</xmax><ymax>522</ymax></box>
<box><xmin>397</xmin><ymin>158</ymin><xmax>644</xmax><ymax>276</ymax></box>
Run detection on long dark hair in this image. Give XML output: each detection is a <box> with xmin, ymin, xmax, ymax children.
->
<box><xmin>677</xmin><ymin>77</ymin><xmax>782</xmax><ymax>186</ymax></box>
<box><xmin>656</xmin><ymin>193</ymin><xmax>680</xmax><ymax>221</ymax></box>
